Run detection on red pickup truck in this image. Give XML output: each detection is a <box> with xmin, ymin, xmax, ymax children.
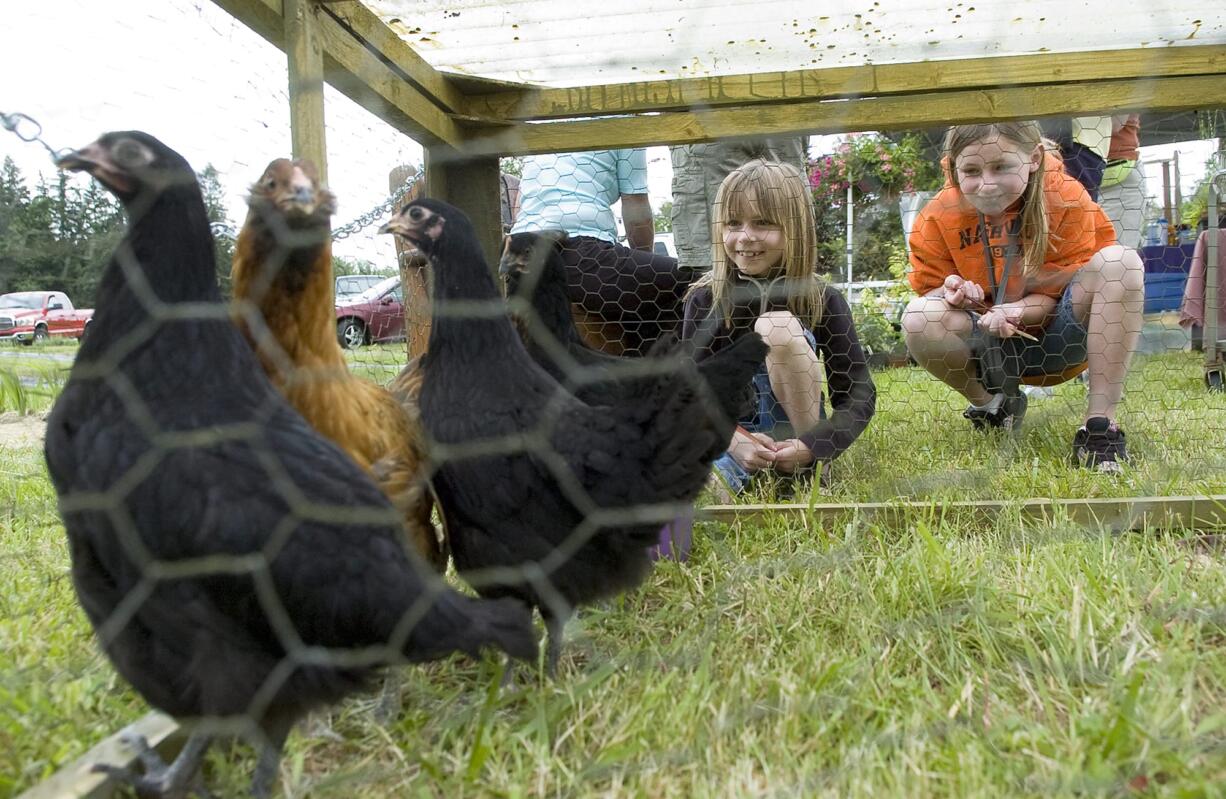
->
<box><xmin>0</xmin><ymin>291</ymin><xmax>94</xmax><ymax>345</ymax></box>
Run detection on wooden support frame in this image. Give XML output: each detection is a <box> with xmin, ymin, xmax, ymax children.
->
<box><xmin>423</xmin><ymin>147</ymin><xmax>503</xmax><ymax>268</ymax></box>
<box><xmin>458</xmin><ymin>73</ymin><xmax>1226</xmax><ymax>156</ymax></box>
<box><xmin>211</xmin><ymin>0</ymin><xmax>1226</xmax><ymax>156</ymax></box>
<box><xmin>284</xmin><ymin>0</ymin><xmax>327</xmax><ymax>183</ymax></box>
<box><xmin>211</xmin><ymin>0</ymin><xmax>464</xmax><ymax>147</ymax></box>
<box><xmin>465</xmin><ymin>44</ymin><xmax>1226</xmax><ymax>122</ymax></box>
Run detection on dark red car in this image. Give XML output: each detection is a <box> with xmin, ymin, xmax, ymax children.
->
<box><xmin>335</xmin><ymin>276</ymin><xmax>405</xmax><ymax>348</ymax></box>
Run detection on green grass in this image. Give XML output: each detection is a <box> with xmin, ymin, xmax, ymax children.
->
<box><xmin>3</xmin><ymin>349</ymin><xmax>1226</xmax><ymax>797</ymax></box>
<box><xmin>0</xmin><ymin>341</ymin><xmax>76</xmax><ymax>415</ymax></box>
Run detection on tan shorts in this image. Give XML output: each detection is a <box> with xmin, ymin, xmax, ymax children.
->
<box><xmin>669</xmin><ymin>138</ymin><xmax>808</xmax><ymax>271</ymax></box>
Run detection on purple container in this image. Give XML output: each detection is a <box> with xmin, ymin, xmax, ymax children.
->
<box><xmin>649</xmin><ymin>508</ymin><xmax>694</xmax><ymax>562</ymax></box>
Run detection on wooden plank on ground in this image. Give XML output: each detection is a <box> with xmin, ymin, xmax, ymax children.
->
<box><xmin>458</xmin><ymin>73</ymin><xmax>1226</xmax><ymax>156</ymax></box>
<box><xmin>18</xmin><ymin>712</ymin><xmax>180</xmax><ymax>799</ymax></box>
<box><xmin>699</xmin><ymin>495</ymin><xmax>1226</xmax><ymax>533</ymax></box>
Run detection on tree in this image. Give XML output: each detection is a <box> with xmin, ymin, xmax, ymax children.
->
<box><xmin>197</xmin><ymin>164</ymin><xmax>236</xmax><ymax>298</ymax></box>
<box><xmin>654</xmin><ymin>200</ymin><xmax>673</xmax><ymax>233</ymax></box>
<box><xmin>0</xmin><ymin>158</ymin><xmax>32</xmax><ymax>293</ymax></box>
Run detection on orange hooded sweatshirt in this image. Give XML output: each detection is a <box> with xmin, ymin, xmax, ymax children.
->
<box><xmin>908</xmin><ymin>153</ymin><xmax>1117</xmax><ymax>305</ymax></box>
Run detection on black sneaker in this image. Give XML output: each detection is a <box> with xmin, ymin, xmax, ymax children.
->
<box><xmin>1072</xmin><ymin>417</ymin><xmax>1128</xmax><ymax>473</ymax></box>
<box><xmin>964</xmin><ymin>391</ymin><xmax>1028</xmax><ymax>432</ymax></box>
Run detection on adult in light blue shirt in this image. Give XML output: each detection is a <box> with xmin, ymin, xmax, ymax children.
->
<box><xmin>512</xmin><ymin>149</ymin><xmax>647</xmax><ymax>242</ymax></box>
<box><xmin>510</xmin><ymin>149</ymin><xmax>691</xmax><ymax>355</ymax></box>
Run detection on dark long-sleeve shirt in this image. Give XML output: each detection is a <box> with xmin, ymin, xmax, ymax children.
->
<box><xmin>682</xmin><ymin>279</ymin><xmax>876</xmax><ymax>463</ymax></box>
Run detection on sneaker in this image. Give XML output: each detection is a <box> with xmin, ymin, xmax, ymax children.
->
<box><xmin>964</xmin><ymin>391</ymin><xmax>1028</xmax><ymax>432</ymax></box>
<box><xmin>1072</xmin><ymin>417</ymin><xmax>1128</xmax><ymax>473</ymax></box>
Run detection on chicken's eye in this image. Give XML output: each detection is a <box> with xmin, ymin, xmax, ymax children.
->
<box><xmin>408</xmin><ymin>207</ymin><xmax>426</xmax><ymax>221</ymax></box>
<box><xmin>264</xmin><ymin>177</ymin><xmax>277</xmax><ymax>190</ymax></box>
<box><xmin>113</xmin><ymin>139</ymin><xmax>149</xmax><ymax>168</ymax></box>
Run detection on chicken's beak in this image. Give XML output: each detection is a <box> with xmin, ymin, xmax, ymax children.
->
<box><xmin>378</xmin><ymin>217</ymin><xmax>407</xmax><ymax>237</ymax></box>
<box><xmin>280</xmin><ymin>165</ymin><xmax>326</xmax><ymax>216</ymax></box>
<box><xmin>56</xmin><ymin>142</ymin><xmax>133</xmax><ymax>196</ymax></box>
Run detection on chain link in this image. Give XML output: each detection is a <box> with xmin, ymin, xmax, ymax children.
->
<box><xmin>332</xmin><ymin>169</ymin><xmax>423</xmax><ymax>240</ymax></box>
<box><xmin>3</xmin><ymin>108</ymin><xmax>421</xmax><ymax>242</ymax></box>
<box><xmin>1</xmin><ymin>110</ymin><xmax>69</xmax><ymax>162</ymax></box>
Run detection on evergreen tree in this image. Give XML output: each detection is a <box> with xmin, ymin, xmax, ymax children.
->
<box><xmin>197</xmin><ymin>164</ymin><xmax>236</xmax><ymax>298</ymax></box>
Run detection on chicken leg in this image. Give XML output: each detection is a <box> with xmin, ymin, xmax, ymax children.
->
<box><xmin>93</xmin><ymin>731</ymin><xmax>212</xmax><ymax>799</ymax></box>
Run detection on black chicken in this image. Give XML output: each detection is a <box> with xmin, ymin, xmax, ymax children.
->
<box><xmin>500</xmin><ymin>230</ymin><xmax>737</xmax><ymax>408</ymax></box>
<box><xmin>45</xmin><ymin>133</ymin><xmax>536</xmax><ymax>798</ymax></box>
<box><xmin>381</xmin><ymin>199</ymin><xmax>766</xmax><ymax>673</ymax></box>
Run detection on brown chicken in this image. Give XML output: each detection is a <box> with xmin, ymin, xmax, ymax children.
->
<box><xmin>231</xmin><ymin>158</ymin><xmax>445</xmax><ymax>572</ymax></box>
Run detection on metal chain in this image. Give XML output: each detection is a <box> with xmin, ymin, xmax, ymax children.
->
<box><xmin>2</xmin><ymin>108</ymin><xmax>421</xmax><ymax>243</ymax></box>
<box><xmin>1</xmin><ymin>110</ymin><xmax>69</xmax><ymax>162</ymax></box>
<box><xmin>332</xmin><ymin>170</ymin><xmax>423</xmax><ymax>240</ymax></box>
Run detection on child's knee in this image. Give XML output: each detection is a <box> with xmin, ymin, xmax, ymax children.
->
<box><xmin>754</xmin><ymin>310</ymin><xmax>806</xmax><ymax>348</ymax></box>
<box><xmin>901</xmin><ymin>296</ymin><xmax>965</xmax><ymax>337</ymax></box>
<box><xmin>1084</xmin><ymin>245</ymin><xmax>1145</xmax><ymax>292</ymax></box>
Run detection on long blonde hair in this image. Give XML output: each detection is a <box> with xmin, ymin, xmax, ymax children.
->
<box><xmin>687</xmin><ymin>158</ymin><xmax>825</xmax><ymax>328</ymax></box>
<box><xmin>944</xmin><ymin>121</ymin><xmax>1050</xmax><ymax>277</ymax></box>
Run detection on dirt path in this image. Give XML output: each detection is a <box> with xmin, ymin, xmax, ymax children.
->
<box><xmin>0</xmin><ymin>412</ymin><xmax>47</xmax><ymax>449</ymax></box>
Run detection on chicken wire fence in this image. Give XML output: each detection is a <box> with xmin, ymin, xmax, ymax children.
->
<box><xmin>3</xmin><ymin>1</ymin><xmax>1226</xmax><ymax>797</ymax></box>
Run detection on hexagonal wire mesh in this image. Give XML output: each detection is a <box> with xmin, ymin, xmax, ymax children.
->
<box><xmin>3</xmin><ymin>1</ymin><xmax>1226</xmax><ymax>797</ymax></box>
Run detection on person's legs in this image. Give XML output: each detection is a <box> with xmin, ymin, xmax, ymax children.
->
<box><xmin>1097</xmin><ymin>165</ymin><xmax>1146</xmax><ymax>250</ymax></box>
<box><xmin>901</xmin><ymin>295</ymin><xmax>995</xmax><ymax>406</ymax></box>
<box><xmin>1067</xmin><ymin>245</ymin><xmax>1145</xmax><ymax>422</ymax></box>
<box><xmin>753</xmin><ymin>311</ymin><xmax>824</xmax><ymax>434</ymax></box>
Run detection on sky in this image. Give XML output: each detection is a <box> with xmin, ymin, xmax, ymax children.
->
<box><xmin>1</xmin><ymin>0</ymin><xmax>1220</xmax><ymax>271</ymax></box>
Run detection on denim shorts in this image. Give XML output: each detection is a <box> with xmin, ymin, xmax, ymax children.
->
<box><xmin>712</xmin><ymin>328</ymin><xmax>822</xmax><ymax>493</ymax></box>
<box><xmin>969</xmin><ymin>281</ymin><xmax>1088</xmax><ymax>379</ymax></box>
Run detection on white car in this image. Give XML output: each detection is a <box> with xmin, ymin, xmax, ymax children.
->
<box><xmin>652</xmin><ymin>232</ymin><xmax>677</xmax><ymax>259</ymax></box>
<box><xmin>335</xmin><ymin>274</ymin><xmax>388</xmax><ymax>301</ymax></box>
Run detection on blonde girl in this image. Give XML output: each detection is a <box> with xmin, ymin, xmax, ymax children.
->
<box><xmin>682</xmin><ymin>158</ymin><xmax>876</xmax><ymax>496</ymax></box>
<box><xmin>902</xmin><ymin>121</ymin><xmax>1143</xmax><ymax>472</ymax></box>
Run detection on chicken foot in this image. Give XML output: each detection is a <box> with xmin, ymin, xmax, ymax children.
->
<box><xmin>93</xmin><ymin>731</ymin><xmax>213</xmax><ymax>799</ymax></box>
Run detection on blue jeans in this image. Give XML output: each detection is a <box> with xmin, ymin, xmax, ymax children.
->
<box><xmin>712</xmin><ymin>329</ymin><xmax>822</xmax><ymax>493</ymax></box>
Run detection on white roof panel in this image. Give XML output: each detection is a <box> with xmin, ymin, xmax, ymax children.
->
<box><xmin>365</xmin><ymin>0</ymin><xmax>1225</xmax><ymax>87</ymax></box>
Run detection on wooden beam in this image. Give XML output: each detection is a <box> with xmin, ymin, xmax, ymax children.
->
<box><xmin>209</xmin><ymin>0</ymin><xmax>462</xmax><ymax>147</ymax></box>
<box><xmin>284</xmin><ymin>0</ymin><xmax>328</xmax><ymax>184</ymax></box>
<box><xmin>17</xmin><ymin>713</ymin><xmax>180</xmax><ymax>799</ymax></box>
<box><xmin>315</xmin><ymin>11</ymin><xmax>464</xmax><ymax>147</ymax></box>
<box><xmin>423</xmin><ymin>148</ymin><xmax>503</xmax><ymax>269</ymax></box>
<box><xmin>465</xmin><ymin>44</ymin><xmax>1226</xmax><ymax>122</ymax></box>
<box><xmin>698</xmin><ymin>495</ymin><xmax>1226</xmax><ymax>533</ymax></box>
<box><xmin>458</xmin><ymin>74</ymin><xmax>1226</xmax><ymax>157</ymax></box>
<box><xmin>315</xmin><ymin>1</ymin><xmax>467</xmax><ymax>115</ymax></box>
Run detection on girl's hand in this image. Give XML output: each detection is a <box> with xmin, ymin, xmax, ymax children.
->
<box><xmin>729</xmin><ymin>429</ymin><xmax>777</xmax><ymax>471</ymax></box>
<box><xmin>980</xmin><ymin>303</ymin><xmax>1024</xmax><ymax>338</ymax></box>
<box><xmin>943</xmin><ymin>274</ymin><xmax>984</xmax><ymax>309</ymax></box>
<box><xmin>769</xmin><ymin>438</ymin><xmax>815</xmax><ymax>473</ymax></box>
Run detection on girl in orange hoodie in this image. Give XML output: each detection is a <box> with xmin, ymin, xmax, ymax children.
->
<box><xmin>902</xmin><ymin>121</ymin><xmax>1143</xmax><ymax>472</ymax></box>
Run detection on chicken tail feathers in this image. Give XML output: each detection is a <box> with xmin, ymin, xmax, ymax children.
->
<box><xmin>695</xmin><ymin>331</ymin><xmax>769</xmax><ymax>430</ymax></box>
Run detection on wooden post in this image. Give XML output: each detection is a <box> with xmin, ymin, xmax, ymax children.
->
<box><xmin>284</xmin><ymin>0</ymin><xmax>327</xmax><ymax>184</ymax></box>
<box><xmin>423</xmin><ymin>146</ymin><xmax>503</xmax><ymax>268</ymax></box>
<box><xmin>1161</xmin><ymin>160</ymin><xmax>1173</xmax><ymax>242</ymax></box>
<box><xmin>389</xmin><ymin>165</ymin><xmax>430</xmax><ymax>362</ymax></box>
